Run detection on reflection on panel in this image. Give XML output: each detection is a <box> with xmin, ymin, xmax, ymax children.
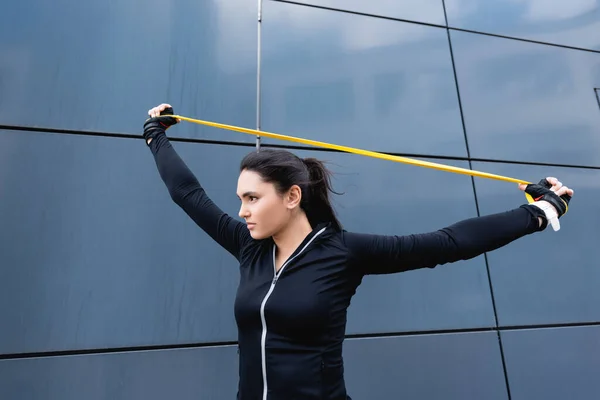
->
<box><xmin>261</xmin><ymin>1</ymin><xmax>467</xmax><ymax>157</ymax></box>
<box><xmin>445</xmin><ymin>0</ymin><xmax>600</xmax><ymax>51</ymax></box>
<box><xmin>0</xmin><ymin>0</ymin><xmax>256</xmax><ymax>143</ymax></box>
<box><xmin>472</xmin><ymin>161</ymin><xmax>600</xmax><ymax>326</ymax></box>
<box><xmin>0</xmin><ymin>130</ymin><xmax>254</xmax><ymax>354</ymax></box>
<box><xmin>502</xmin><ymin>326</ymin><xmax>600</xmax><ymax>400</ymax></box>
<box><xmin>0</xmin><ymin>345</ymin><xmax>238</xmax><ymax>400</ymax></box>
<box><xmin>343</xmin><ymin>332</ymin><xmax>508</xmax><ymax>400</ymax></box>
<box><xmin>288</xmin><ymin>0</ymin><xmax>446</xmax><ymax>25</ymax></box>
<box><xmin>283</xmin><ymin>147</ymin><xmax>495</xmax><ymax>333</ymax></box>
<box><xmin>451</xmin><ymin>30</ymin><xmax>600</xmax><ymax>166</ymax></box>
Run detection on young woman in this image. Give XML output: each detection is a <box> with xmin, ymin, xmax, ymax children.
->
<box><xmin>143</xmin><ymin>103</ymin><xmax>573</xmax><ymax>400</ymax></box>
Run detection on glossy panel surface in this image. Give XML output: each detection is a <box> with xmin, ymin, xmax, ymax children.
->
<box><xmin>0</xmin><ymin>333</ymin><xmax>509</xmax><ymax>400</ymax></box>
<box><xmin>451</xmin><ymin>30</ymin><xmax>600</xmax><ymax>166</ymax></box>
<box><xmin>472</xmin><ymin>162</ymin><xmax>600</xmax><ymax>326</ymax></box>
<box><xmin>0</xmin><ymin>130</ymin><xmax>252</xmax><ymax>354</ymax></box>
<box><xmin>502</xmin><ymin>326</ymin><xmax>600</xmax><ymax>400</ymax></box>
<box><xmin>452</xmin><ymin>32</ymin><xmax>600</xmax><ymax>166</ymax></box>
<box><xmin>261</xmin><ymin>1</ymin><xmax>467</xmax><ymax>157</ymax></box>
<box><xmin>0</xmin><ymin>346</ymin><xmax>238</xmax><ymax>400</ymax></box>
<box><xmin>445</xmin><ymin>0</ymin><xmax>600</xmax><ymax>51</ymax></box>
<box><xmin>281</xmin><ymin>147</ymin><xmax>495</xmax><ymax>333</ymax></box>
<box><xmin>0</xmin><ymin>0</ymin><xmax>256</xmax><ymax>143</ymax></box>
<box><xmin>287</xmin><ymin>0</ymin><xmax>446</xmax><ymax>25</ymax></box>
<box><xmin>343</xmin><ymin>332</ymin><xmax>508</xmax><ymax>399</ymax></box>
<box><xmin>0</xmin><ymin>127</ymin><xmax>494</xmax><ymax>356</ymax></box>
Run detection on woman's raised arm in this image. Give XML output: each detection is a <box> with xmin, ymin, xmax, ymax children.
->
<box><xmin>144</xmin><ymin>103</ymin><xmax>252</xmax><ymax>261</ymax></box>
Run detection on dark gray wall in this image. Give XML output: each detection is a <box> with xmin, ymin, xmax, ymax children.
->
<box><xmin>1</xmin><ymin>0</ymin><xmax>599</xmax><ymax>399</ymax></box>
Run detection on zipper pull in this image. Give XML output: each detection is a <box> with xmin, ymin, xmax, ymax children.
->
<box><xmin>272</xmin><ymin>275</ymin><xmax>279</xmax><ymax>285</ymax></box>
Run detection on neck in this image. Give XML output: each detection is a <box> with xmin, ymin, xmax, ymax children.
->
<box><xmin>272</xmin><ymin>213</ymin><xmax>313</xmax><ymax>257</ymax></box>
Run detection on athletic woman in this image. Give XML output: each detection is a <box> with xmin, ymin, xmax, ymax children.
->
<box><xmin>143</xmin><ymin>103</ymin><xmax>573</xmax><ymax>400</ymax></box>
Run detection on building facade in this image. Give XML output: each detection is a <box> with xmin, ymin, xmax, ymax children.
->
<box><xmin>1</xmin><ymin>0</ymin><xmax>599</xmax><ymax>399</ymax></box>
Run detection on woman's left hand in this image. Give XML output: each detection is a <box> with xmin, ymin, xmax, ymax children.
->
<box><xmin>518</xmin><ymin>177</ymin><xmax>574</xmax><ymax>230</ymax></box>
<box><xmin>518</xmin><ymin>177</ymin><xmax>574</xmax><ymax>210</ymax></box>
<box><xmin>519</xmin><ymin>177</ymin><xmax>573</xmax><ymax>197</ymax></box>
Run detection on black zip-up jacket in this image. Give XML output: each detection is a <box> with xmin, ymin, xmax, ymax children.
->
<box><xmin>147</xmin><ymin>131</ymin><xmax>546</xmax><ymax>400</ymax></box>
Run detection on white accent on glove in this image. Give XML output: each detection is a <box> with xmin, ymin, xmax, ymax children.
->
<box><xmin>530</xmin><ymin>200</ymin><xmax>560</xmax><ymax>231</ymax></box>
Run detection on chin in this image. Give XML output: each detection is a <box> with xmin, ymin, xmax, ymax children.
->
<box><xmin>248</xmin><ymin>229</ymin><xmax>268</xmax><ymax>240</ymax></box>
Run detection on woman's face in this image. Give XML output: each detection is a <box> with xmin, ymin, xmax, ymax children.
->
<box><xmin>237</xmin><ymin>169</ymin><xmax>300</xmax><ymax>239</ymax></box>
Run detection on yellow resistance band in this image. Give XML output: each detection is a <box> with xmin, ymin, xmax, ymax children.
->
<box><xmin>171</xmin><ymin>114</ymin><xmax>535</xmax><ymax>204</ymax></box>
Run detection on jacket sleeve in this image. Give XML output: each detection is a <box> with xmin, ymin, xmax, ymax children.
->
<box><xmin>148</xmin><ymin>132</ymin><xmax>252</xmax><ymax>261</ymax></box>
<box><xmin>343</xmin><ymin>205</ymin><xmax>545</xmax><ymax>275</ymax></box>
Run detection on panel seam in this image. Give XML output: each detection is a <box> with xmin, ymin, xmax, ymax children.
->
<box><xmin>4</xmin><ymin>321</ymin><xmax>600</xmax><ymax>360</ymax></box>
<box><xmin>269</xmin><ymin>0</ymin><xmax>600</xmax><ymax>54</ymax></box>
<box><xmin>256</xmin><ymin>0</ymin><xmax>263</xmax><ymax>150</ymax></box>
<box><xmin>443</xmin><ymin>1</ymin><xmax>512</xmax><ymax>399</ymax></box>
<box><xmin>3</xmin><ymin>125</ymin><xmax>600</xmax><ymax>170</ymax></box>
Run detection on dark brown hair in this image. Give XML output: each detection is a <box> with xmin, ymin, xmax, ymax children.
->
<box><xmin>240</xmin><ymin>149</ymin><xmax>342</xmax><ymax>231</ymax></box>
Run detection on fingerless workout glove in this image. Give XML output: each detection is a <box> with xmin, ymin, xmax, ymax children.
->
<box><xmin>525</xmin><ymin>179</ymin><xmax>572</xmax><ymax>231</ymax></box>
<box><xmin>525</xmin><ymin>179</ymin><xmax>570</xmax><ymax>217</ymax></box>
<box><xmin>143</xmin><ymin>107</ymin><xmax>179</xmax><ymax>144</ymax></box>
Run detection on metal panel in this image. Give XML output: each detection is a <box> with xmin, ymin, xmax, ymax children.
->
<box><xmin>0</xmin><ymin>127</ymin><xmax>495</xmax><ymax>356</ymax></box>
<box><xmin>0</xmin><ymin>332</ymin><xmax>511</xmax><ymax>400</ymax></box>
<box><xmin>445</xmin><ymin>0</ymin><xmax>600</xmax><ymax>51</ymax></box>
<box><xmin>343</xmin><ymin>332</ymin><xmax>508</xmax><ymax>400</ymax></box>
<box><xmin>285</xmin><ymin>147</ymin><xmax>496</xmax><ymax>333</ymax></box>
<box><xmin>0</xmin><ymin>0</ymin><xmax>256</xmax><ymax>144</ymax></box>
<box><xmin>261</xmin><ymin>1</ymin><xmax>467</xmax><ymax>157</ymax></box>
<box><xmin>502</xmin><ymin>326</ymin><xmax>600</xmax><ymax>400</ymax></box>
<box><xmin>450</xmin><ymin>29</ymin><xmax>600</xmax><ymax>166</ymax></box>
<box><xmin>0</xmin><ymin>129</ymin><xmax>252</xmax><ymax>354</ymax></box>
<box><xmin>472</xmin><ymin>161</ymin><xmax>600</xmax><ymax>326</ymax></box>
<box><xmin>282</xmin><ymin>0</ymin><xmax>446</xmax><ymax>25</ymax></box>
<box><xmin>0</xmin><ymin>346</ymin><xmax>238</xmax><ymax>400</ymax></box>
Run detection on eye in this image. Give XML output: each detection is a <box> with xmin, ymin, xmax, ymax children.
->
<box><xmin>249</xmin><ymin>196</ymin><xmax>258</xmax><ymax>202</ymax></box>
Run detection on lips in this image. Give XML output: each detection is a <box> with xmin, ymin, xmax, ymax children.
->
<box><xmin>246</xmin><ymin>223</ymin><xmax>256</xmax><ymax>229</ymax></box>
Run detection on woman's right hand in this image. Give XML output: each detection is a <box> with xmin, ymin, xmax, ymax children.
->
<box><xmin>144</xmin><ymin>103</ymin><xmax>180</xmax><ymax>145</ymax></box>
<box><xmin>147</xmin><ymin>103</ymin><xmax>179</xmax><ymax>121</ymax></box>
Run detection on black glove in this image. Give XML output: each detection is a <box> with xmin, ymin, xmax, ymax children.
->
<box><xmin>524</xmin><ymin>178</ymin><xmax>571</xmax><ymax>218</ymax></box>
<box><xmin>143</xmin><ymin>107</ymin><xmax>179</xmax><ymax>144</ymax></box>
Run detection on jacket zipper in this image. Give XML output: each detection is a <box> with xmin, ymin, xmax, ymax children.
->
<box><xmin>259</xmin><ymin>227</ymin><xmax>327</xmax><ymax>400</ymax></box>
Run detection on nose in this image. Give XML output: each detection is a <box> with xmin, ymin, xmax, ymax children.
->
<box><xmin>239</xmin><ymin>203</ymin><xmax>250</xmax><ymax>219</ymax></box>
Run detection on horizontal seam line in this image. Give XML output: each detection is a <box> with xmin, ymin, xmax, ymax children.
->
<box><xmin>0</xmin><ymin>341</ymin><xmax>239</xmax><ymax>360</ymax></box>
<box><xmin>269</xmin><ymin>0</ymin><xmax>600</xmax><ymax>54</ymax></box>
<box><xmin>347</xmin><ymin>320</ymin><xmax>600</xmax><ymax>339</ymax></box>
<box><xmin>269</xmin><ymin>0</ymin><xmax>446</xmax><ymax>29</ymax></box>
<box><xmin>261</xmin><ymin>143</ymin><xmax>600</xmax><ymax>170</ymax></box>
<box><xmin>0</xmin><ymin>124</ymin><xmax>259</xmax><ymax>148</ymax></box>
<box><xmin>3</xmin><ymin>321</ymin><xmax>600</xmax><ymax>360</ymax></box>
<box><xmin>449</xmin><ymin>26</ymin><xmax>600</xmax><ymax>53</ymax></box>
<box><xmin>3</xmin><ymin>124</ymin><xmax>600</xmax><ymax>170</ymax></box>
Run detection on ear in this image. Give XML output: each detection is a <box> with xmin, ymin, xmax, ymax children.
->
<box><xmin>285</xmin><ymin>185</ymin><xmax>302</xmax><ymax>210</ymax></box>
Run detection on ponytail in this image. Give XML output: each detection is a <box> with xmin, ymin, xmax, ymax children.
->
<box><xmin>302</xmin><ymin>158</ymin><xmax>342</xmax><ymax>231</ymax></box>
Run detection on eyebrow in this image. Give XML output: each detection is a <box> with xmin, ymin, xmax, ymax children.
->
<box><xmin>238</xmin><ymin>191</ymin><xmax>258</xmax><ymax>199</ymax></box>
